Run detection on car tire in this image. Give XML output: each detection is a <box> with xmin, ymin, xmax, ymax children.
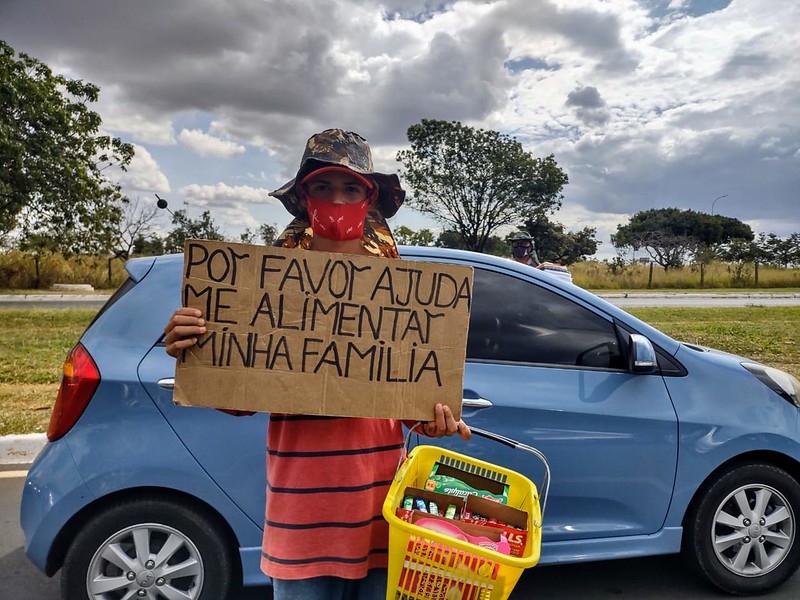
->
<box><xmin>684</xmin><ymin>462</ymin><xmax>800</xmax><ymax>595</ymax></box>
<box><xmin>61</xmin><ymin>495</ymin><xmax>234</xmax><ymax>600</ymax></box>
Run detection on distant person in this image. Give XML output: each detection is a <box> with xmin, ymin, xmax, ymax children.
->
<box><xmin>509</xmin><ymin>231</ymin><xmax>573</xmax><ymax>284</ymax></box>
<box><xmin>163</xmin><ymin>129</ymin><xmax>471</xmax><ymax>600</ymax></box>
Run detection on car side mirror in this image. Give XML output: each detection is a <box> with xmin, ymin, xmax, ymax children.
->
<box><xmin>629</xmin><ymin>334</ymin><xmax>657</xmax><ymax>373</ymax></box>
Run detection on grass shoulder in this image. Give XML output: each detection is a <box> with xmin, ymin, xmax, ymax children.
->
<box><xmin>0</xmin><ymin>305</ymin><xmax>798</xmax><ymax>436</ymax></box>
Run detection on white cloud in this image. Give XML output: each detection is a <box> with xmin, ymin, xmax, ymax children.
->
<box><xmin>178</xmin><ymin>129</ymin><xmax>246</xmax><ymax>157</ymax></box>
<box><xmin>113</xmin><ymin>145</ymin><xmax>171</xmax><ymax>195</ymax></box>
<box><xmin>178</xmin><ymin>182</ymin><xmax>274</xmax><ymax>235</ymax></box>
<box><xmin>179</xmin><ymin>183</ymin><xmax>275</xmax><ymax>207</ymax></box>
<box><xmin>92</xmin><ymin>84</ymin><xmax>176</xmax><ymax>145</ymax></box>
<box><xmin>2</xmin><ymin>0</ymin><xmax>798</xmax><ymax>249</ymax></box>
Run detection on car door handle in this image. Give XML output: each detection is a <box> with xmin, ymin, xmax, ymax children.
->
<box><xmin>462</xmin><ymin>397</ymin><xmax>493</xmax><ymax>408</ymax></box>
<box><xmin>158</xmin><ymin>378</ymin><xmax>175</xmax><ymax>390</ymax></box>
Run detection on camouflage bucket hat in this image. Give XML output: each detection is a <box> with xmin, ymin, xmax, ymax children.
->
<box><xmin>269</xmin><ymin>129</ymin><xmax>405</xmax><ymax>218</ymax></box>
<box><xmin>509</xmin><ymin>231</ymin><xmax>535</xmax><ymax>243</ymax></box>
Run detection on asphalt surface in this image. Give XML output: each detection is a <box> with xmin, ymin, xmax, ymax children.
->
<box><xmin>6</xmin><ymin>469</ymin><xmax>800</xmax><ymax>599</ymax></box>
<box><xmin>2</xmin><ymin>291</ymin><xmax>799</xmax><ymax>310</ymax></box>
<box><xmin>602</xmin><ymin>292</ymin><xmax>800</xmax><ymax>308</ymax></box>
<box><xmin>0</xmin><ymin>294</ymin><xmax>110</xmax><ymax>309</ymax></box>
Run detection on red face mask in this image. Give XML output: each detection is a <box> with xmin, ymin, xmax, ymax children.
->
<box><xmin>305</xmin><ymin>196</ymin><xmax>370</xmax><ymax>241</ymax></box>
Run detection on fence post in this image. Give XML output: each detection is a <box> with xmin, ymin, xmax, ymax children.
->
<box><xmin>34</xmin><ymin>254</ymin><xmax>40</xmax><ymax>289</ymax></box>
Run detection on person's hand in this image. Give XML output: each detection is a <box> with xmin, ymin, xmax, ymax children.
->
<box><xmin>422</xmin><ymin>403</ymin><xmax>471</xmax><ymax>441</ymax></box>
<box><xmin>164</xmin><ymin>307</ymin><xmax>206</xmax><ymax>358</ymax></box>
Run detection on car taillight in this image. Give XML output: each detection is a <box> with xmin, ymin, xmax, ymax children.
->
<box><xmin>47</xmin><ymin>343</ymin><xmax>101</xmax><ymax>441</ymax></box>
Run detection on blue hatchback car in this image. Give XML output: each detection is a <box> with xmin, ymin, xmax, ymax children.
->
<box><xmin>21</xmin><ymin>246</ymin><xmax>800</xmax><ymax>599</ymax></box>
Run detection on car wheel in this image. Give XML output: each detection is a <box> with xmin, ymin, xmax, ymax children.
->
<box><xmin>61</xmin><ymin>495</ymin><xmax>234</xmax><ymax>600</ymax></box>
<box><xmin>684</xmin><ymin>462</ymin><xmax>800</xmax><ymax>595</ymax></box>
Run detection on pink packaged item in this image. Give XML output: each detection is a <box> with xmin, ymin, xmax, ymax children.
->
<box><xmin>415</xmin><ymin>517</ymin><xmax>511</xmax><ymax>555</ymax></box>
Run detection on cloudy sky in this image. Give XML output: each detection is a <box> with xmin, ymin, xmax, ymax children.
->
<box><xmin>2</xmin><ymin>0</ymin><xmax>798</xmax><ymax>258</ymax></box>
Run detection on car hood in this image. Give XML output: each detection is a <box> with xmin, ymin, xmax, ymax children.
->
<box><xmin>677</xmin><ymin>340</ymin><xmax>755</xmax><ymax>365</ymax></box>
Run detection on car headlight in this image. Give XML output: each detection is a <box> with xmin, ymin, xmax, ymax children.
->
<box><xmin>741</xmin><ymin>362</ymin><xmax>800</xmax><ymax>407</ymax></box>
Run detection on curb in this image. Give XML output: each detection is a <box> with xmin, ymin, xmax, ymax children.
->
<box><xmin>0</xmin><ymin>294</ymin><xmax>111</xmax><ymax>302</ymax></box>
<box><xmin>597</xmin><ymin>292</ymin><xmax>800</xmax><ymax>299</ymax></box>
<box><xmin>0</xmin><ymin>433</ymin><xmax>47</xmax><ymax>468</ymax></box>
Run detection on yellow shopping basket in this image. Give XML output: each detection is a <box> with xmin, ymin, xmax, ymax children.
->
<box><xmin>383</xmin><ymin>427</ymin><xmax>550</xmax><ymax>600</ymax></box>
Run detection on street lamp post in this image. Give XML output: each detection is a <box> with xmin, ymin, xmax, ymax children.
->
<box><xmin>711</xmin><ymin>194</ymin><xmax>728</xmax><ymax>216</ymax></box>
<box><xmin>705</xmin><ymin>194</ymin><xmax>729</xmax><ymax>289</ymax></box>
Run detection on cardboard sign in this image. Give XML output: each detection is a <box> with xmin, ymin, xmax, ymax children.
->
<box><xmin>173</xmin><ymin>239</ymin><xmax>473</xmax><ymax>421</ymax></box>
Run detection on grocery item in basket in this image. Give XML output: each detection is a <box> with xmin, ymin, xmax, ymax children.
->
<box><xmin>426</xmin><ymin>474</ymin><xmax>509</xmax><ymax>504</ymax></box>
<box><xmin>415</xmin><ymin>498</ymin><xmax>428</xmax><ymax>513</ymax></box>
<box><xmin>386</xmin><ymin>444</ymin><xmax>545</xmax><ymax>600</ymax></box>
<box><xmin>403</xmin><ymin>496</ymin><xmax>414</xmax><ymax>511</ymax></box>
<box><xmin>466</xmin><ymin>512</ymin><xmax>503</xmax><ymax>526</ymax></box>
<box><xmin>429</xmin><ymin>500</ymin><xmax>440</xmax><ymax>515</ymax></box>
<box><xmin>444</xmin><ymin>504</ymin><xmax>457</xmax><ymax>519</ymax></box>
<box><xmin>415</xmin><ymin>518</ymin><xmax>511</xmax><ymax>555</ymax></box>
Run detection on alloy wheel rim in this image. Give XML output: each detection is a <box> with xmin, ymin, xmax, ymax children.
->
<box><xmin>712</xmin><ymin>483</ymin><xmax>795</xmax><ymax>577</ymax></box>
<box><xmin>86</xmin><ymin>522</ymin><xmax>204</xmax><ymax>599</ymax></box>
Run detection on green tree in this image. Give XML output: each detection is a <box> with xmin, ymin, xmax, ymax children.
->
<box><xmin>435</xmin><ymin>229</ymin><xmax>508</xmax><ymax>256</ymax></box>
<box><xmin>518</xmin><ymin>216</ymin><xmax>599</xmax><ymax>264</ymax></box>
<box><xmin>240</xmin><ymin>223</ymin><xmax>278</xmax><ymax>245</ymax></box>
<box><xmin>435</xmin><ymin>230</ymin><xmax>466</xmax><ymax>250</ymax></box>
<box><xmin>759</xmin><ymin>232</ymin><xmax>800</xmax><ymax>268</ymax></box>
<box><xmin>482</xmin><ymin>235</ymin><xmax>511</xmax><ymax>257</ymax></box>
<box><xmin>612</xmin><ymin>208</ymin><xmax>753</xmax><ymax>271</ymax></box>
<box><xmin>132</xmin><ymin>235</ymin><xmax>165</xmax><ymax>256</ymax></box>
<box><xmin>163</xmin><ymin>209</ymin><xmax>226</xmax><ymax>254</ymax></box>
<box><xmin>0</xmin><ymin>41</ymin><xmax>134</xmax><ymax>253</ymax></box>
<box><xmin>393</xmin><ymin>225</ymin><xmax>435</xmax><ymax>247</ymax></box>
<box><xmin>397</xmin><ymin>120</ymin><xmax>568</xmax><ymax>252</ymax></box>
<box><xmin>112</xmin><ymin>197</ymin><xmax>161</xmax><ymax>259</ymax></box>
<box><xmin>239</xmin><ymin>228</ymin><xmax>257</xmax><ymax>244</ymax></box>
<box><xmin>258</xmin><ymin>223</ymin><xmax>279</xmax><ymax>245</ymax></box>
<box><xmin>718</xmin><ymin>238</ymin><xmax>761</xmax><ymax>285</ymax></box>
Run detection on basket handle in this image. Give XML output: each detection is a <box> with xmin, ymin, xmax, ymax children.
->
<box><xmin>395</xmin><ymin>421</ymin><xmax>426</xmax><ymax>480</ymax></box>
<box><xmin>398</xmin><ymin>423</ymin><xmax>551</xmax><ymax>525</ymax></box>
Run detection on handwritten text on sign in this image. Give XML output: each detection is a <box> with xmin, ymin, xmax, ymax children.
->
<box><xmin>173</xmin><ymin>240</ymin><xmax>473</xmax><ymax>420</ymax></box>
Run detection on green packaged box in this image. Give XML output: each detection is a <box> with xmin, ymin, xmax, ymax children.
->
<box><xmin>424</xmin><ymin>461</ymin><xmax>509</xmax><ymax>504</ymax></box>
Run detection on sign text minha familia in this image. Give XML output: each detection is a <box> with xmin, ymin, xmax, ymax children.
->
<box><xmin>173</xmin><ymin>240</ymin><xmax>473</xmax><ymax>421</ymax></box>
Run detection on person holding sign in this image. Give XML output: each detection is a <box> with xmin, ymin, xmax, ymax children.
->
<box><xmin>164</xmin><ymin>129</ymin><xmax>470</xmax><ymax>600</ymax></box>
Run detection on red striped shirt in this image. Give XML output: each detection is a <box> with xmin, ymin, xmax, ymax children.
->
<box><xmin>260</xmin><ymin>414</ymin><xmax>407</xmax><ymax>579</ymax></box>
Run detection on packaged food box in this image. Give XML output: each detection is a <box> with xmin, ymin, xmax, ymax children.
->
<box><xmin>424</xmin><ymin>459</ymin><xmax>509</xmax><ymax>504</ymax></box>
<box><xmin>396</xmin><ymin>486</ymin><xmax>529</xmax><ymax>558</ymax></box>
<box><xmin>462</xmin><ymin>494</ymin><xmax>529</xmax><ymax>557</ymax></box>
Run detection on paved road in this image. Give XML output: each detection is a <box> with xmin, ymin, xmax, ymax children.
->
<box><xmin>0</xmin><ymin>294</ymin><xmax>110</xmax><ymax>309</ymax></box>
<box><xmin>603</xmin><ymin>292</ymin><xmax>800</xmax><ymax>308</ymax></box>
<box><xmin>2</xmin><ymin>292</ymin><xmax>799</xmax><ymax>310</ymax></box>
<box><xmin>5</xmin><ymin>471</ymin><xmax>800</xmax><ymax>600</ymax></box>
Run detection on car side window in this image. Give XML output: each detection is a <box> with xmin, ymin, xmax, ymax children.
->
<box><xmin>467</xmin><ymin>268</ymin><xmax>625</xmax><ymax>369</ymax></box>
